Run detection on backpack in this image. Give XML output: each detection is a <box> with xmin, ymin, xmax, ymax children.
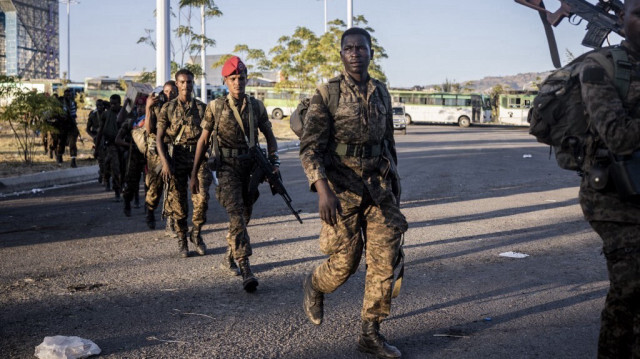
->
<box><xmin>528</xmin><ymin>46</ymin><xmax>631</xmax><ymax>171</ymax></box>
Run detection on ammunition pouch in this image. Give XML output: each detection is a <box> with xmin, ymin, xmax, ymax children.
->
<box><xmin>609</xmin><ymin>150</ymin><xmax>640</xmax><ymax>204</ymax></box>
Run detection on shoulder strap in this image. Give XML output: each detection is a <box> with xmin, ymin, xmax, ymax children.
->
<box><xmin>317</xmin><ymin>76</ymin><xmax>341</xmax><ymax>117</ymax></box>
<box><xmin>589</xmin><ymin>47</ymin><xmax>631</xmax><ymax>100</ymax></box>
<box><xmin>227</xmin><ymin>93</ymin><xmax>255</xmax><ymax>147</ymax></box>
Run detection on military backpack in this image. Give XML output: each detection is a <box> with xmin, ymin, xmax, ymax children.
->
<box><xmin>528</xmin><ymin>46</ymin><xmax>631</xmax><ymax>171</ymax></box>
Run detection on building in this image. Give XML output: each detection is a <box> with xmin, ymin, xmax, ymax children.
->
<box><xmin>0</xmin><ymin>0</ymin><xmax>59</xmax><ymax>80</ymax></box>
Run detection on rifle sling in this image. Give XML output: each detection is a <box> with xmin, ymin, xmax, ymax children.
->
<box><xmin>227</xmin><ymin>94</ymin><xmax>255</xmax><ymax>148</ymax></box>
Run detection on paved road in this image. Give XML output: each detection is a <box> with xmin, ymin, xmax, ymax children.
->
<box><xmin>0</xmin><ymin>125</ymin><xmax>606</xmax><ymax>358</ymax></box>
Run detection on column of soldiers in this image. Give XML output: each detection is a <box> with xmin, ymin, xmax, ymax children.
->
<box><xmin>79</xmin><ymin>28</ymin><xmax>407</xmax><ymax>358</ymax></box>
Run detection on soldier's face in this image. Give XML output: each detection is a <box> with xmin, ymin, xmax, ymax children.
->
<box><xmin>340</xmin><ymin>34</ymin><xmax>373</xmax><ymax>78</ymax></box>
<box><xmin>163</xmin><ymin>84</ymin><xmax>178</xmax><ymax>101</ymax></box>
<box><xmin>224</xmin><ymin>73</ymin><xmax>247</xmax><ymax>99</ymax></box>
<box><xmin>176</xmin><ymin>74</ymin><xmax>194</xmax><ymax>99</ymax></box>
<box><xmin>623</xmin><ymin>0</ymin><xmax>640</xmax><ymax>52</ymax></box>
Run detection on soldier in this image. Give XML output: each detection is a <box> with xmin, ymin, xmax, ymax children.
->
<box><xmin>55</xmin><ymin>88</ymin><xmax>80</xmax><ymax>168</ymax></box>
<box><xmin>145</xmin><ymin>81</ymin><xmax>178</xmax><ymax>230</ymax></box>
<box><xmin>156</xmin><ymin>69</ymin><xmax>212</xmax><ymax>258</ymax></box>
<box><xmin>579</xmin><ymin>1</ymin><xmax>640</xmax><ymax>357</ymax></box>
<box><xmin>190</xmin><ymin>56</ymin><xmax>279</xmax><ymax>293</ymax></box>
<box><xmin>87</xmin><ymin>99</ymin><xmax>106</xmax><ymax>183</ymax></box>
<box><xmin>116</xmin><ymin>97</ymin><xmax>147</xmax><ymax>217</ymax></box>
<box><xmin>299</xmin><ymin>27</ymin><xmax>407</xmax><ymax>358</ymax></box>
<box><xmin>96</xmin><ymin>94</ymin><xmax>124</xmax><ymax>201</ymax></box>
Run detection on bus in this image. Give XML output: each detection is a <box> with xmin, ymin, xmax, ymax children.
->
<box><xmin>194</xmin><ymin>84</ymin><xmax>228</xmax><ymax>103</ymax></box>
<box><xmin>389</xmin><ymin>90</ymin><xmax>492</xmax><ymax>127</ymax></box>
<box><xmin>84</xmin><ymin>77</ymin><xmax>127</xmax><ymax>106</ymax></box>
<box><xmin>496</xmin><ymin>92</ymin><xmax>537</xmax><ymax>126</ymax></box>
<box><xmin>246</xmin><ymin>86</ymin><xmax>311</xmax><ymax>120</ymax></box>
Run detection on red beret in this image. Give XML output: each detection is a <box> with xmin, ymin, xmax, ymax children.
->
<box><xmin>221</xmin><ymin>56</ymin><xmax>247</xmax><ymax>77</ymax></box>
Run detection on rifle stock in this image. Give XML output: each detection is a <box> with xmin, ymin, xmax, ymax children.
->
<box><xmin>161</xmin><ymin>144</ymin><xmax>173</xmax><ymax>220</ymax></box>
<box><xmin>249</xmin><ymin>146</ymin><xmax>303</xmax><ymax>224</ymax></box>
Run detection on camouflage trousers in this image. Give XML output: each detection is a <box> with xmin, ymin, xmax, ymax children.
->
<box><xmin>55</xmin><ymin>128</ymin><xmax>79</xmax><ymax>158</ymax></box>
<box><xmin>145</xmin><ymin>151</ymin><xmax>164</xmax><ymax>211</ymax></box>
<box><xmin>166</xmin><ymin>148</ymin><xmax>213</xmax><ymax>237</ymax></box>
<box><xmin>215</xmin><ymin>158</ymin><xmax>257</xmax><ymax>260</ymax></box>
<box><xmin>590</xmin><ymin>221</ymin><xmax>640</xmax><ymax>359</ymax></box>
<box><xmin>103</xmin><ymin>143</ymin><xmax>121</xmax><ymax>192</ymax></box>
<box><xmin>122</xmin><ymin>148</ymin><xmax>146</xmax><ymax>203</ymax></box>
<box><xmin>311</xmin><ymin>189</ymin><xmax>407</xmax><ymax>322</ymax></box>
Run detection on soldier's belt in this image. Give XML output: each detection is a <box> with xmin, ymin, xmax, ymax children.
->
<box><xmin>332</xmin><ymin>143</ymin><xmax>382</xmax><ymax>158</ymax></box>
<box><xmin>174</xmin><ymin>144</ymin><xmax>197</xmax><ymax>153</ymax></box>
<box><xmin>220</xmin><ymin>147</ymin><xmax>249</xmax><ymax>158</ymax></box>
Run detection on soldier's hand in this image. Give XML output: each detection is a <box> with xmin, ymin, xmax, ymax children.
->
<box><xmin>161</xmin><ymin>164</ymin><xmax>172</xmax><ymax>182</ymax></box>
<box><xmin>315</xmin><ymin>179</ymin><xmax>341</xmax><ymax>226</ymax></box>
<box><xmin>189</xmin><ymin>176</ymin><xmax>200</xmax><ymax>194</ymax></box>
<box><xmin>146</xmin><ymin>94</ymin><xmax>158</xmax><ymax>109</ymax></box>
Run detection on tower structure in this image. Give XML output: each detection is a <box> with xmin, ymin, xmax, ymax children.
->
<box><xmin>0</xmin><ymin>0</ymin><xmax>59</xmax><ymax>80</ymax></box>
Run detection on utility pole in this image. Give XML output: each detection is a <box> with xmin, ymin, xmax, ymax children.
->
<box><xmin>60</xmin><ymin>0</ymin><xmax>78</xmax><ymax>81</ymax></box>
<box><xmin>201</xmin><ymin>4</ymin><xmax>206</xmax><ymax>101</ymax></box>
<box><xmin>347</xmin><ymin>0</ymin><xmax>352</xmax><ymax>29</ymax></box>
<box><xmin>324</xmin><ymin>0</ymin><xmax>328</xmax><ymax>33</ymax></box>
<box><xmin>156</xmin><ymin>0</ymin><xmax>170</xmax><ymax>86</ymax></box>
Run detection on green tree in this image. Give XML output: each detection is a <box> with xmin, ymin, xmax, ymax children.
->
<box><xmin>270</xmin><ymin>27</ymin><xmax>324</xmax><ymax>90</ymax></box>
<box><xmin>0</xmin><ymin>76</ymin><xmax>63</xmax><ymax>163</ymax></box>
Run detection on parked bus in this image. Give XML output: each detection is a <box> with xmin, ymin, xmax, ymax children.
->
<box><xmin>246</xmin><ymin>86</ymin><xmax>311</xmax><ymax>120</ymax></box>
<box><xmin>496</xmin><ymin>92</ymin><xmax>537</xmax><ymax>126</ymax></box>
<box><xmin>389</xmin><ymin>90</ymin><xmax>491</xmax><ymax>127</ymax></box>
<box><xmin>194</xmin><ymin>84</ymin><xmax>228</xmax><ymax>103</ymax></box>
<box><xmin>84</xmin><ymin>77</ymin><xmax>126</xmax><ymax>106</ymax></box>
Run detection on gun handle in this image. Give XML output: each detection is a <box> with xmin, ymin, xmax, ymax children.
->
<box><xmin>546</xmin><ymin>2</ymin><xmax>571</xmax><ymax>26</ymax></box>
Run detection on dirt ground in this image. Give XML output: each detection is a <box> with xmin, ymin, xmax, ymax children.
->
<box><xmin>0</xmin><ymin>125</ymin><xmax>608</xmax><ymax>358</ymax></box>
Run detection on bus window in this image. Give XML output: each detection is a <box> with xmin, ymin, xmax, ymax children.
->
<box><xmin>524</xmin><ymin>99</ymin><xmax>531</xmax><ymax>108</ymax></box>
<box><xmin>509</xmin><ymin>97</ymin><xmax>522</xmax><ymax>108</ymax></box>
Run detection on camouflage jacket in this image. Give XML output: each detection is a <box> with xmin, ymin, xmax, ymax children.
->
<box><xmin>100</xmin><ymin>108</ymin><xmax>122</xmax><ymax>142</ymax></box>
<box><xmin>299</xmin><ymin>72</ymin><xmax>397</xmax><ymax>205</ymax></box>
<box><xmin>579</xmin><ymin>40</ymin><xmax>640</xmax><ymax>223</ymax></box>
<box><xmin>201</xmin><ymin>94</ymin><xmax>277</xmax><ymax>155</ymax></box>
<box><xmin>157</xmin><ymin>97</ymin><xmax>206</xmax><ymax>146</ymax></box>
<box><xmin>86</xmin><ymin>109</ymin><xmax>102</xmax><ymax>137</ymax></box>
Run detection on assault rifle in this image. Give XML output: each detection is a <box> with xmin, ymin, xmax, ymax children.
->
<box><xmin>249</xmin><ymin>146</ymin><xmax>303</xmax><ymax>224</ymax></box>
<box><xmin>515</xmin><ymin>0</ymin><xmax>624</xmax><ymax>68</ymax></box>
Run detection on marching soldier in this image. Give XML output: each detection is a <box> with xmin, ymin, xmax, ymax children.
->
<box><xmin>145</xmin><ymin>81</ymin><xmax>178</xmax><ymax>230</ymax></box>
<box><xmin>299</xmin><ymin>27</ymin><xmax>407</xmax><ymax>358</ymax></box>
<box><xmin>578</xmin><ymin>1</ymin><xmax>640</xmax><ymax>357</ymax></box>
<box><xmin>87</xmin><ymin>99</ymin><xmax>106</xmax><ymax>183</ymax></box>
<box><xmin>190</xmin><ymin>56</ymin><xmax>280</xmax><ymax>293</ymax></box>
<box><xmin>96</xmin><ymin>94</ymin><xmax>124</xmax><ymax>201</ymax></box>
<box><xmin>156</xmin><ymin>69</ymin><xmax>212</xmax><ymax>258</ymax></box>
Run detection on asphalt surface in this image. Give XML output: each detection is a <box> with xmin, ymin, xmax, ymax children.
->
<box><xmin>0</xmin><ymin>125</ymin><xmax>606</xmax><ymax>358</ymax></box>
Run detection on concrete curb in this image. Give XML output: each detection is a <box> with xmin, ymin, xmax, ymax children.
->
<box><xmin>0</xmin><ymin>140</ymin><xmax>300</xmax><ymax>196</ymax></box>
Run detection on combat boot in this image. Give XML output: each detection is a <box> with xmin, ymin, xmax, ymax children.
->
<box><xmin>123</xmin><ymin>200</ymin><xmax>131</xmax><ymax>217</ymax></box>
<box><xmin>134</xmin><ymin>191</ymin><xmax>140</xmax><ymax>208</ymax></box>
<box><xmin>70</xmin><ymin>157</ymin><xmax>77</xmax><ymax>168</ymax></box>
<box><xmin>177</xmin><ymin>235</ymin><xmax>189</xmax><ymax>258</ymax></box>
<box><xmin>189</xmin><ymin>226</ymin><xmax>206</xmax><ymax>256</ymax></box>
<box><xmin>238</xmin><ymin>258</ymin><xmax>258</xmax><ymax>293</ymax></box>
<box><xmin>357</xmin><ymin>320</ymin><xmax>402</xmax><ymax>359</ymax></box>
<box><xmin>114</xmin><ymin>189</ymin><xmax>121</xmax><ymax>202</ymax></box>
<box><xmin>145</xmin><ymin>208</ymin><xmax>156</xmax><ymax>229</ymax></box>
<box><xmin>56</xmin><ymin>154</ymin><xmax>63</xmax><ymax>164</ymax></box>
<box><xmin>220</xmin><ymin>245</ymin><xmax>240</xmax><ymax>276</ymax></box>
<box><xmin>303</xmin><ymin>273</ymin><xmax>324</xmax><ymax>325</ymax></box>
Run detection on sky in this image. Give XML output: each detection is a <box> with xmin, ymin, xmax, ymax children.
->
<box><xmin>58</xmin><ymin>0</ymin><xmax>620</xmax><ymax>88</ymax></box>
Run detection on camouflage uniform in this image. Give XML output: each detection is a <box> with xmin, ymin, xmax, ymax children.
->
<box><xmin>300</xmin><ymin>73</ymin><xmax>407</xmax><ymax>322</ymax></box>
<box><xmin>121</xmin><ymin>116</ymin><xmax>146</xmax><ymax>205</ymax></box>
<box><xmin>55</xmin><ymin>97</ymin><xmax>79</xmax><ymax>162</ymax></box>
<box><xmin>157</xmin><ymin>98</ymin><xmax>212</xmax><ymax>239</ymax></box>
<box><xmin>145</xmin><ymin>105</ymin><xmax>165</xmax><ymax>213</ymax></box>
<box><xmin>579</xmin><ymin>40</ymin><xmax>640</xmax><ymax>359</ymax></box>
<box><xmin>101</xmin><ymin>107</ymin><xmax>123</xmax><ymax>193</ymax></box>
<box><xmin>201</xmin><ymin>95</ymin><xmax>276</xmax><ymax>260</ymax></box>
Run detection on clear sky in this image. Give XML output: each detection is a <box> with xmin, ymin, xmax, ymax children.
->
<box><xmin>59</xmin><ymin>0</ymin><xmax>619</xmax><ymax>88</ymax></box>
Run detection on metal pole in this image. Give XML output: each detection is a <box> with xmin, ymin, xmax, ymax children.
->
<box><xmin>347</xmin><ymin>0</ymin><xmax>352</xmax><ymax>29</ymax></box>
<box><xmin>156</xmin><ymin>0</ymin><xmax>171</xmax><ymax>87</ymax></box>
<box><xmin>200</xmin><ymin>5</ymin><xmax>206</xmax><ymax>101</ymax></box>
<box><xmin>67</xmin><ymin>1</ymin><xmax>70</xmax><ymax>80</ymax></box>
<box><xmin>324</xmin><ymin>0</ymin><xmax>327</xmax><ymax>33</ymax></box>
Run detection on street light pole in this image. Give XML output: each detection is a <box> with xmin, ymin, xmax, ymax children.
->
<box><xmin>347</xmin><ymin>0</ymin><xmax>352</xmax><ymax>29</ymax></box>
<box><xmin>60</xmin><ymin>0</ymin><xmax>78</xmax><ymax>81</ymax></box>
<box><xmin>156</xmin><ymin>0</ymin><xmax>170</xmax><ymax>86</ymax></box>
<box><xmin>324</xmin><ymin>0</ymin><xmax>327</xmax><ymax>33</ymax></box>
<box><xmin>201</xmin><ymin>5</ymin><xmax>206</xmax><ymax>101</ymax></box>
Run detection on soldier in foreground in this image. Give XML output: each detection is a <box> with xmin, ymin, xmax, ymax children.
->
<box><xmin>145</xmin><ymin>81</ymin><xmax>178</xmax><ymax>230</ymax></box>
<box><xmin>299</xmin><ymin>27</ymin><xmax>407</xmax><ymax>358</ymax></box>
<box><xmin>190</xmin><ymin>56</ymin><xmax>279</xmax><ymax>293</ymax></box>
<box><xmin>156</xmin><ymin>69</ymin><xmax>212</xmax><ymax>258</ymax></box>
<box><xmin>579</xmin><ymin>1</ymin><xmax>640</xmax><ymax>357</ymax></box>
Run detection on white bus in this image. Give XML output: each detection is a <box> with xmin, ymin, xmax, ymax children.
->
<box><xmin>497</xmin><ymin>92</ymin><xmax>537</xmax><ymax>126</ymax></box>
<box><xmin>389</xmin><ymin>90</ymin><xmax>491</xmax><ymax>127</ymax></box>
